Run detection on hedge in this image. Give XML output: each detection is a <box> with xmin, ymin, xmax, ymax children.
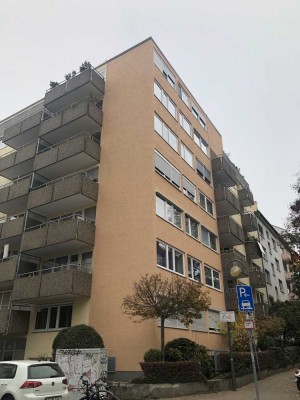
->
<box><xmin>140</xmin><ymin>361</ymin><xmax>206</xmax><ymax>383</ymax></box>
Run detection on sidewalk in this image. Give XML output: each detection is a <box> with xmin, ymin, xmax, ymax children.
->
<box><xmin>159</xmin><ymin>368</ymin><xmax>298</xmax><ymax>400</ymax></box>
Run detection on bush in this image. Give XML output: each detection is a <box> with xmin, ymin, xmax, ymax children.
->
<box><xmin>257</xmin><ymin>335</ymin><xmax>276</xmax><ymax>350</ymax></box>
<box><xmin>52</xmin><ymin>324</ymin><xmax>104</xmax><ymax>357</ymax></box>
<box><xmin>165</xmin><ymin>338</ymin><xmax>198</xmax><ymax>361</ymax></box>
<box><xmin>140</xmin><ymin>361</ymin><xmax>205</xmax><ymax>383</ymax></box>
<box><xmin>144</xmin><ymin>349</ymin><xmax>162</xmax><ymax>362</ymax></box>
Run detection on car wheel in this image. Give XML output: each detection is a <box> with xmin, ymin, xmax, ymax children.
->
<box><xmin>2</xmin><ymin>395</ymin><xmax>15</xmax><ymax>400</ymax></box>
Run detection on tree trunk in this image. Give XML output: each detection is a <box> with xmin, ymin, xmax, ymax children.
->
<box><xmin>161</xmin><ymin>318</ymin><xmax>165</xmax><ymax>362</ymax></box>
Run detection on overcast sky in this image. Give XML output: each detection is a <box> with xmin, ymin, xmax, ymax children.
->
<box><xmin>1</xmin><ymin>0</ymin><xmax>299</xmax><ymax>227</ymax></box>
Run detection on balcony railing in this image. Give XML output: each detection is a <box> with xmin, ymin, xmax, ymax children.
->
<box><xmin>282</xmin><ymin>251</ymin><xmax>291</xmax><ymax>265</ymax></box>
<box><xmin>241</xmin><ymin>213</ymin><xmax>258</xmax><ymax>232</ymax></box>
<box><xmin>255</xmin><ymin>302</ymin><xmax>269</xmax><ymax>317</ymax></box>
<box><xmin>217</xmin><ymin>216</ymin><xmax>245</xmax><ymax>248</ymax></box>
<box><xmin>0</xmin><ymin>307</ymin><xmax>30</xmax><ymax>334</ymax></box>
<box><xmin>249</xmin><ymin>267</ymin><xmax>267</xmax><ymax>288</ymax></box>
<box><xmin>0</xmin><ymin>215</ymin><xmax>24</xmax><ymax>246</ymax></box>
<box><xmin>245</xmin><ymin>240</ymin><xmax>262</xmax><ymax>260</ymax></box>
<box><xmin>211</xmin><ymin>155</ymin><xmax>237</xmax><ymax>187</ymax></box>
<box><xmin>0</xmin><ymin>256</ymin><xmax>18</xmax><ymax>290</ymax></box>
<box><xmin>0</xmin><ymin>175</ymin><xmax>32</xmax><ymax>214</ymax></box>
<box><xmin>12</xmin><ymin>264</ymin><xmax>92</xmax><ymax>303</ymax></box>
<box><xmin>221</xmin><ymin>249</ymin><xmax>249</xmax><ymax>277</ymax></box>
<box><xmin>238</xmin><ymin>187</ymin><xmax>254</xmax><ymax>207</ymax></box>
<box><xmin>214</xmin><ymin>186</ymin><xmax>240</xmax><ymax>216</ymax></box>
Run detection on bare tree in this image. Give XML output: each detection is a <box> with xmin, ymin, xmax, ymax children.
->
<box><xmin>122</xmin><ymin>273</ymin><xmax>211</xmax><ymax>361</ymax></box>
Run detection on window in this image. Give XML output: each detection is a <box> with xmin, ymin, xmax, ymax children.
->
<box><xmin>182</xmin><ymin>176</ymin><xmax>196</xmax><ymax>202</ymax></box>
<box><xmin>266</xmin><ymin>230</ymin><xmax>270</xmax><ymax>239</ymax></box>
<box><xmin>158</xmin><ymin>318</ymin><xmax>186</xmax><ymax>329</ymax></box>
<box><xmin>188</xmin><ymin>256</ymin><xmax>201</xmax><ymax>282</ymax></box>
<box><xmin>192</xmin><ymin>314</ymin><xmax>206</xmax><ymax>331</ymax></box>
<box><xmin>272</xmin><ymin>238</ymin><xmax>277</xmax><ymax>251</ymax></box>
<box><xmin>185</xmin><ymin>215</ymin><xmax>199</xmax><ymax>239</ymax></box>
<box><xmin>155</xmin><ymin>151</ymin><xmax>180</xmax><ymax>188</ymax></box>
<box><xmin>257</xmin><ymin>292</ymin><xmax>264</xmax><ymax>303</ymax></box>
<box><xmin>156</xmin><ymin>240</ymin><xmax>184</xmax><ymax>275</ymax></box>
<box><xmin>208</xmin><ymin>310</ymin><xmax>220</xmax><ymax>332</ymax></box>
<box><xmin>180</xmin><ymin>143</ymin><xmax>194</xmax><ymax>167</ymax></box>
<box><xmin>156</xmin><ymin>194</ymin><xmax>182</xmax><ymax>229</ymax></box>
<box><xmin>178</xmin><ymin>85</ymin><xmax>189</xmax><ymax>107</ymax></box>
<box><xmin>262</xmin><ymin>246</ymin><xmax>268</xmax><ymax>261</ymax></box>
<box><xmin>268</xmin><ymin>242</ymin><xmax>272</xmax><ymax>254</ymax></box>
<box><xmin>194</xmin><ymin>129</ymin><xmax>209</xmax><ymax>157</ymax></box>
<box><xmin>154</xmin><ymin>81</ymin><xmax>177</xmax><ymax>118</ymax></box>
<box><xmin>265</xmin><ymin>269</ymin><xmax>271</xmax><ymax>284</ymax></box>
<box><xmin>0</xmin><ymin>292</ymin><xmax>11</xmax><ymax>310</ymax></box>
<box><xmin>275</xmin><ymin>258</ymin><xmax>280</xmax><ymax>271</ymax></box>
<box><xmin>279</xmin><ymin>279</ymin><xmax>284</xmax><ymax>293</ymax></box>
<box><xmin>179</xmin><ymin>112</ymin><xmax>192</xmax><ymax>136</ymax></box>
<box><xmin>196</xmin><ymin>159</ymin><xmax>211</xmax><ymax>184</ymax></box>
<box><xmin>204</xmin><ymin>266</ymin><xmax>221</xmax><ymax>290</ymax></box>
<box><xmin>202</xmin><ymin>227</ymin><xmax>217</xmax><ymax>251</ymax></box>
<box><xmin>269</xmin><ymin>296</ymin><xmax>274</xmax><ymax>305</ymax></box>
<box><xmin>271</xmin><ymin>263</ymin><xmax>275</xmax><ymax>276</ymax></box>
<box><xmin>34</xmin><ymin>305</ymin><xmax>72</xmax><ymax>331</ymax></box>
<box><xmin>154</xmin><ymin>50</ymin><xmax>176</xmax><ymax>89</ymax></box>
<box><xmin>258</xmin><ymin>224</ymin><xmax>264</xmax><ymax>238</ymax></box>
<box><xmin>275</xmin><ymin>286</ymin><xmax>279</xmax><ymax>300</ymax></box>
<box><xmin>199</xmin><ymin>191</ymin><xmax>214</xmax><ymax>216</ymax></box>
<box><xmin>191</xmin><ymin>103</ymin><xmax>206</xmax><ymax>129</ymax></box>
<box><xmin>154</xmin><ymin>114</ymin><xmax>178</xmax><ymax>151</ymax></box>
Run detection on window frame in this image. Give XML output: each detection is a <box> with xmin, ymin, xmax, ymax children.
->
<box><xmin>34</xmin><ymin>304</ymin><xmax>73</xmax><ymax>332</ymax></box>
<box><xmin>154</xmin><ymin>81</ymin><xmax>177</xmax><ymax>118</ymax></box>
<box><xmin>201</xmin><ymin>226</ymin><xmax>218</xmax><ymax>252</ymax></box>
<box><xmin>156</xmin><ymin>240</ymin><xmax>184</xmax><ymax>276</ymax></box>
<box><xmin>179</xmin><ymin>112</ymin><xmax>192</xmax><ymax>136</ymax></box>
<box><xmin>154</xmin><ymin>114</ymin><xmax>178</xmax><ymax>152</ymax></box>
<box><xmin>208</xmin><ymin>309</ymin><xmax>221</xmax><ymax>332</ymax></box>
<box><xmin>187</xmin><ymin>256</ymin><xmax>202</xmax><ymax>283</ymax></box>
<box><xmin>154</xmin><ymin>50</ymin><xmax>176</xmax><ymax>89</ymax></box>
<box><xmin>182</xmin><ymin>176</ymin><xmax>196</xmax><ymax>202</ymax></box>
<box><xmin>199</xmin><ymin>191</ymin><xmax>214</xmax><ymax>216</ymax></box>
<box><xmin>180</xmin><ymin>143</ymin><xmax>194</xmax><ymax>168</ymax></box>
<box><xmin>194</xmin><ymin>129</ymin><xmax>209</xmax><ymax>157</ymax></box>
<box><xmin>178</xmin><ymin>85</ymin><xmax>190</xmax><ymax>107</ymax></box>
<box><xmin>196</xmin><ymin>159</ymin><xmax>211</xmax><ymax>185</ymax></box>
<box><xmin>156</xmin><ymin>194</ymin><xmax>182</xmax><ymax>229</ymax></box>
<box><xmin>204</xmin><ymin>265</ymin><xmax>221</xmax><ymax>290</ymax></box>
<box><xmin>185</xmin><ymin>215</ymin><xmax>199</xmax><ymax>240</ymax></box>
<box><xmin>155</xmin><ymin>151</ymin><xmax>181</xmax><ymax>189</ymax></box>
<box><xmin>191</xmin><ymin>103</ymin><xmax>207</xmax><ymax>130</ymax></box>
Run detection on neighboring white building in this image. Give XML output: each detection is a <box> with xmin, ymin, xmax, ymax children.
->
<box><xmin>255</xmin><ymin>211</ymin><xmax>289</xmax><ymax>303</ymax></box>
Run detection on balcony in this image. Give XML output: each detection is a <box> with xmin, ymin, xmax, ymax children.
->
<box><xmin>255</xmin><ymin>302</ymin><xmax>269</xmax><ymax>318</ymax></box>
<box><xmin>249</xmin><ymin>267</ymin><xmax>267</xmax><ymax>288</ymax></box>
<box><xmin>0</xmin><ymin>308</ymin><xmax>30</xmax><ymax>334</ymax></box>
<box><xmin>217</xmin><ymin>216</ymin><xmax>244</xmax><ymax>248</ymax></box>
<box><xmin>282</xmin><ymin>251</ymin><xmax>291</xmax><ymax>265</ymax></box>
<box><xmin>238</xmin><ymin>187</ymin><xmax>254</xmax><ymax>207</ymax></box>
<box><xmin>20</xmin><ymin>215</ymin><xmax>95</xmax><ymax>258</ymax></box>
<box><xmin>214</xmin><ymin>186</ymin><xmax>240</xmax><ymax>216</ymax></box>
<box><xmin>211</xmin><ymin>155</ymin><xmax>237</xmax><ymax>187</ymax></box>
<box><xmin>39</xmin><ymin>97</ymin><xmax>103</xmax><ymax>145</ymax></box>
<box><xmin>0</xmin><ymin>176</ymin><xmax>31</xmax><ymax>214</ymax></box>
<box><xmin>2</xmin><ymin>110</ymin><xmax>43</xmax><ymax>149</ymax></box>
<box><xmin>12</xmin><ymin>265</ymin><xmax>92</xmax><ymax>303</ymax></box>
<box><xmin>245</xmin><ymin>240</ymin><xmax>262</xmax><ymax>260</ymax></box>
<box><xmin>0</xmin><ymin>141</ymin><xmax>37</xmax><ymax>181</ymax></box>
<box><xmin>33</xmin><ymin>132</ymin><xmax>100</xmax><ymax>179</ymax></box>
<box><xmin>44</xmin><ymin>68</ymin><xmax>105</xmax><ymax>112</ymax></box>
<box><xmin>28</xmin><ymin>173</ymin><xmax>98</xmax><ymax>218</ymax></box>
<box><xmin>241</xmin><ymin>213</ymin><xmax>258</xmax><ymax>232</ymax></box>
<box><xmin>285</xmin><ymin>270</ymin><xmax>293</xmax><ymax>281</ymax></box>
<box><xmin>0</xmin><ymin>256</ymin><xmax>18</xmax><ymax>290</ymax></box>
<box><xmin>225</xmin><ymin>289</ymin><xmax>239</xmax><ymax>312</ymax></box>
<box><xmin>0</xmin><ymin>216</ymin><xmax>25</xmax><ymax>247</ymax></box>
<box><xmin>221</xmin><ymin>249</ymin><xmax>249</xmax><ymax>278</ymax></box>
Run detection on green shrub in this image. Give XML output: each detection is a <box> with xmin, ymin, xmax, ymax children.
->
<box><xmin>257</xmin><ymin>335</ymin><xmax>276</xmax><ymax>350</ymax></box>
<box><xmin>165</xmin><ymin>348</ymin><xmax>182</xmax><ymax>362</ymax></box>
<box><xmin>140</xmin><ymin>361</ymin><xmax>205</xmax><ymax>383</ymax></box>
<box><xmin>144</xmin><ymin>349</ymin><xmax>162</xmax><ymax>362</ymax></box>
<box><xmin>52</xmin><ymin>324</ymin><xmax>104</xmax><ymax>357</ymax></box>
<box><xmin>165</xmin><ymin>338</ymin><xmax>198</xmax><ymax>361</ymax></box>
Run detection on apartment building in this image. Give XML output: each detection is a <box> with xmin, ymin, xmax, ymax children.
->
<box><xmin>255</xmin><ymin>212</ymin><xmax>289</xmax><ymax>304</ymax></box>
<box><xmin>0</xmin><ymin>37</ymin><xmax>279</xmax><ymax>374</ymax></box>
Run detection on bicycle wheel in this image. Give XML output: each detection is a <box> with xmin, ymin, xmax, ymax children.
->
<box><xmin>97</xmin><ymin>390</ymin><xmax>120</xmax><ymax>400</ymax></box>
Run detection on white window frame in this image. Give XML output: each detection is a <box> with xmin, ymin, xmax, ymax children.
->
<box><xmin>179</xmin><ymin>112</ymin><xmax>192</xmax><ymax>136</ymax></box>
<box><xmin>158</xmin><ymin>318</ymin><xmax>187</xmax><ymax>329</ymax></box>
<box><xmin>265</xmin><ymin>269</ymin><xmax>271</xmax><ymax>284</ymax></box>
<box><xmin>187</xmin><ymin>256</ymin><xmax>202</xmax><ymax>282</ymax></box>
<box><xmin>180</xmin><ymin>143</ymin><xmax>194</xmax><ymax>168</ymax></box>
<box><xmin>34</xmin><ymin>304</ymin><xmax>73</xmax><ymax>332</ymax></box>
<box><xmin>185</xmin><ymin>215</ymin><xmax>199</xmax><ymax>240</ymax></box>
<box><xmin>271</xmin><ymin>263</ymin><xmax>275</xmax><ymax>276</ymax></box>
<box><xmin>278</xmin><ymin>279</ymin><xmax>284</xmax><ymax>293</ymax></box>
<box><xmin>194</xmin><ymin>129</ymin><xmax>209</xmax><ymax>157</ymax></box>
<box><xmin>156</xmin><ymin>194</ymin><xmax>182</xmax><ymax>229</ymax></box>
<box><xmin>204</xmin><ymin>265</ymin><xmax>221</xmax><ymax>290</ymax></box>
<box><xmin>154</xmin><ymin>50</ymin><xmax>176</xmax><ymax>89</ymax></box>
<box><xmin>155</xmin><ymin>151</ymin><xmax>181</xmax><ymax>189</ymax></box>
<box><xmin>199</xmin><ymin>191</ymin><xmax>214</xmax><ymax>216</ymax></box>
<box><xmin>154</xmin><ymin>114</ymin><xmax>178</xmax><ymax>151</ymax></box>
<box><xmin>191</xmin><ymin>314</ymin><xmax>207</xmax><ymax>332</ymax></box>
<box><xmin>196</xmin><ymin>159</ymin><xmax>211</xmax><ymax>184</ymax></box>
<box><xmin>191</xmin><ymin>103</ymin><xmax>207</xmax><ymax>130</ymax></box>
<box><xmin>202</xmin><ymin>226</ymin><xmax>218</xmax><ymax>251</ymax></box>
<box><xmin>154</xmin><ymin>81</ymin><xmax>177</xmax><ymax>118</ymax></box>
<box><xmin>208</xmin><ymin>309</ymin><xmax>221</xmax><ymax>332</ymax></box>
<box><xmin>178</xmin><ymin>85</ymin><xmax>189</xmax><ymax>107</ymax></box>
<box><xmin>275</xmin><ymin>258</ymin><xmax>280</xmax><ymax>272</ymax></box>
<box><xmin>182</xmin><ymin>176</ymin><xmax>196</xmax><ymax>202</ymax></box>
<box><xmin>156</xmin><ymin>240</ymin><xmax>184</xmax><ymax>276</ymax></box>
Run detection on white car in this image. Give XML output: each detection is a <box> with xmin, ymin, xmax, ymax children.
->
<box><xmin>0</xmin><ymin>360</ymin><xmax>69</xmax><ymax>400</ymax></box>
<box><xmin>241</xmin><ymin>299</ymin><xmax>251</xmax><ymax>309</ymax></box>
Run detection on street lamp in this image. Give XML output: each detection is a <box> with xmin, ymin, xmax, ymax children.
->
<box><xmin>225</xmin><ymin>259</ymin><xmax>244</xmax><ymax>391</ymax></box>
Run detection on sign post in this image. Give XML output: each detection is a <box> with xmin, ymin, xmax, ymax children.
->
<box><xmin>220</xmin><ymin>311</ymin><xmax>236</xmax><ymax>391</ymax></box>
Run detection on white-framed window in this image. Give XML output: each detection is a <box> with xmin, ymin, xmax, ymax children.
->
<box><xmin>272</xmin><ymin>238</ymin><xmax>277</xmax><ymax>251</ymax></box>
<box><xmin>196</xmin><ymin>159</ymin><xmax>211</xmax><ymax>184</ymax></box>
<box><xmin>258</xmin><ymin>224</ymin><xmax>264</xmax><ymax>238</ymax></box>
<box><xmin>178</xmin><ymin>85</ymin><xmax>189</xmax><ymax>107</ymax></box>
<box><xmin>156</xmin><ymin>194</ymin><xmax>182</xmax><ymax>229</ymax></box>
<box><xmin>42</xmin><ymin>251</ymin><xmax>93</xmax><ymax>273</ymax></box>
<box><xmin>191</xmin><ymin>314</ymin><xmax>207</xmax><ymax>331</ymax></box>
<box><xmin>158</xmin><ymin>318</ymin><xmax>187</xmax><ymax>329</ymax></box>
<box><xmin>155</xmin><ymin>151</ymin><xmax>180</xmax><ymax>188</ymax></box>
<box><xmin>262</xmin><ymin>246</ymin><xmax>268</xmax><ymax>261</ymax></box>
<box><xmin>34</xmin><ymin>304</ymin><xmax>73</xmax><ymax>331</ymax></box>
<box><xmin>154</xmin><ymin>114</ymin><xmax>178</xmax><ymax>151</ymax></box>
<box><xmin>194</xmin><ymin>129</ymin><xmax>209</xmax><ymax>157</ymax></box>
<box><xmin>275</xmin><ymin>258</ymin><xmax>280</xmax><ymax>271</ymax></box>
<box><xmin>188</xmin><ymin>256</ymin><xmax>201</xmax><ymax>282</ymax></box>
<box><xmin>182</xmin><ymin>176</ymin><xmax>196</xmax><ymax>202</ymax></box>
<box><xmin>199</xmin><ymin>191</ymin><xmax>214</xmax><ymax>216</ymax></box>
<box><xmin>156</xmin><ymin>240</ymin><xmax>184</xmax><ymax>275</ymax></box>
<box><xmin>0</xmin><ymin>291</ymin><xmax>11</xmax><ymax>310</ymax></box>
<box><xmin>179</xmin><ymin>112</ymin><xmax>192</xmax><ymax>136</ymax></box>
<box><xmin>279</xmin><ymin>279</ymin><xmax>284</xmax><ymax>292</ymax></box>
<box><xmin>191</xmin><ymin>103</ymin><xmax>206</xmax><ymax>130</ymax></box>
<box><xmin>271</xmin><ymin>263</ymin><xmax>275</xmax><ymax>276</ymax></box>
<box><xmin>208</xmin><ymin>309</ymin><xmax>220</xmax><ymax>332</ymax></box>
<box><xmin>185</xmin><ymin>215</ymin><xmax>199</xmax><ymax>239</ymax></box>
<box><xmin>205</xmin><ymin>266</ymin><xmax>221</xmax><ymax>290</ymax></box>
<box><xmin>202</xmin><ymin>226</ymin><xmax>217</xmax><ymax>251</ymax></box>
<box><xmin>180</xmin><ymin>143</ymin><xmax>194</xmax><ymax>167</ymax></box>
<box><xmin>154</xmin><ymin>50</ymin><xmax>176</xmax><ymax>89</ymax></box>
<box><xmin>266</xmin><ymin>230</ymin><xmax>270</xmax><ymax>239</ymax></box>
<box><xmin>265</xmin><ymin>269</ymin><xmax>271</xmax><ymax>284</ymax></box>
<box><xmin>257</xmin><ymin>292</ymin><xmax>264</xmax><ymax>303</ymax></box>
<box><xmin>154</xmin><ymin>81</ymin><xmax>177</xmax><ymax>118</ymax></box>
<box><xmin>268</xmin><ymin>242</ymin><xmax>272</xmax><ymax>254</ymax></box>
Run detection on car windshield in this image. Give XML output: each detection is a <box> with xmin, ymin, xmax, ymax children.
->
<box><xmin>0</xmin><ymin>364</ymin><xmax>17</xmax><ymax>379</ymax></box>
<box><xmin>28</xmin><ymin>364</ymin><xmax>64</xmax><ymax>379</ymax></box>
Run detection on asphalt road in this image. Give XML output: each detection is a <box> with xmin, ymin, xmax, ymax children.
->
<box><xmin>160</xmin><ymin>369</ymin><xmax>299</xmax><ymax>400</ymax></box>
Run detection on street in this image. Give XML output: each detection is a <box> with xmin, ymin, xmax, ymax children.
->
<box><xmin>160</xmin><ymin>369</ymin><xmax>299</xmax><ymax>400</ymax></box>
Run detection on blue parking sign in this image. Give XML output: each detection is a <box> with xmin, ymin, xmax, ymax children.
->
<box><xmin>236</xmin><ymin>285</ymin><xmax>255</xmax><ymax>312</ymax></box>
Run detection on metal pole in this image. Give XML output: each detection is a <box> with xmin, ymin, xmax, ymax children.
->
<box><xmin>248</xmin><ymin>330</ymin><xmax>261</xmax><ymax>400</ymax></box>
<box><xmin>227</xmin><ymin>322</ymin><xmax>236</xmax><ymax>391</ymax></box>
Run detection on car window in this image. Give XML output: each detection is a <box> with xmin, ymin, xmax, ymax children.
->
<box><xmin>28</xmin><ymin>364</ymin><xmax>64</xmax><ymax>379</ymax></box>
<box><xmin>0</xmin><ymin>364</ymin><xmax>17</xmax><ymax>379</ymax></box>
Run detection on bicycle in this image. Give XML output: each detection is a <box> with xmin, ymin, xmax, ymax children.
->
<box><xmin>78</xmin><ymin>375</ymin><xmax>120</xmax><ymax>400</ymax></box>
